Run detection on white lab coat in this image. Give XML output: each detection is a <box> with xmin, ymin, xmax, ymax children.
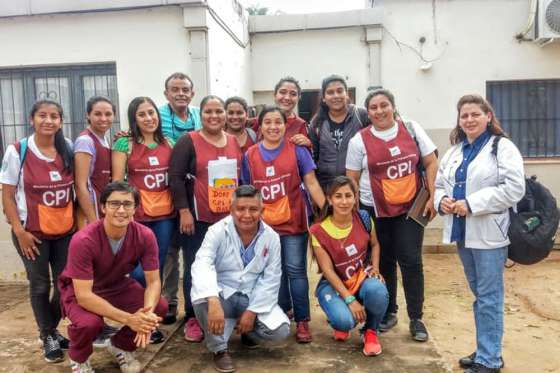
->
<box><xmin>191</xmin><ymin>215</ymin><xmax>288</xmax><ymax>329</ymax></box>
<box><xmin>434</xmin><ymin>135</ymin><xmax>525</xmax><ymax>249</ymax></box>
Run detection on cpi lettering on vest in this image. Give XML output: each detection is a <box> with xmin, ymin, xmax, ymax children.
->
<box><xmin>387</xmin><ymin>160</ymin><xmax>413</xmax><ymax>179</ymax></box>
<box><xmin>144</xmin><ymin>173</ymin><xmax>168</xmax><ymax>189</ymax></box>
<box><xmin>42</xmin><ymin>187</ymin><xmax>71</xmax><ymax>206</ymax></box>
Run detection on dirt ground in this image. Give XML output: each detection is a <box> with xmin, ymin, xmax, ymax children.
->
<box><xmin>0</xmin><ymin>252</ymin><xmax>559</xmax><ymax>372</ymax></box>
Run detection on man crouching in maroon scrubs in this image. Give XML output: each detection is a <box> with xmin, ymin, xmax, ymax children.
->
<box><xmin>58</xmin><ymin>181</ymin><xmax>167</xmax><ymax>373</ymax></box>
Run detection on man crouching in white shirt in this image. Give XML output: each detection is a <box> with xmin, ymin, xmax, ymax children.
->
<box><xmin>191</xmin><ymin>185</ymin><xmax>290</xmax><ymax>373</ymax></box>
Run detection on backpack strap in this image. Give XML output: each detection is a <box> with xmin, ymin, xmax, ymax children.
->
<box><xmin>491</xmin><ymin>135</ymin><xmax>502</xmax><ymax>157</ymax></box>
<box><xmin>15</xmin><ymin>137</ymin><xmax>28</xmax><ymax>187</ymax></box>
<box><xmin>357</xmin><ymin>209</ymin><xmax>372</xmax><ymax>234</ymax></box>
<box><xmin>246</xmin><ymin>127</ymin><xmax>257</xmax><ymax>143</ymax></box>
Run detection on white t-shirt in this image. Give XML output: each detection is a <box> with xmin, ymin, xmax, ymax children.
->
<box><xmin>0</xmin><ymin>134</ymin><xmax>72</xmax><ymax>224</ymax></box>
<box><xmin>345</xmin><ymin>119</ymin><xmax>437</xmax><ymax>207</ymax></box>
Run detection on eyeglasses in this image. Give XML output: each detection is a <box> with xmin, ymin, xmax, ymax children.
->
<box><xmin>105</xmin><ymin>200</ymin><xmax>135</xmax><ymax>210</ymax></box>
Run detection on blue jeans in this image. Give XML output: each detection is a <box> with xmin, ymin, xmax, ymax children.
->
<box><xmin>178</xmin><ymin>221</ymin><xmax>211</xmax><ymax>318</ymax></box>
<box><xmin>316</xmin><ymin>277</ymin><xmax>388</xmax><ymax>331</ymax></box>
<box><xmin>457</xmin><ymin>243</ymin><xmax>507</xmax><ymax>369</ymax></box>
<box><xmin>278</xmin><ymin>233</ymin><xmax>310</xmax><ymax>322</ymax></box>
<box><xmin>131</xmin><ymin>218</ymin><xmax>176</xmax><ymax>286</ymax></box>
<box><xmin>194</xmin><ymin>292</ymin><xmax>290</xmax><ymax>353</ymax></box>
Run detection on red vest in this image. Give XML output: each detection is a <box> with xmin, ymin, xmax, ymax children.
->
<box><xmin>252</xmin><ymin>115</ymin><xmax>309</xmax><ymax>142</ymax></box>
<box><xmin>240</xmin><ymin>129</ymin><xmax>256</xmax><ymax>154</ymax></box>
<box><xmin>16</xmin><ymin>142</ymin><xmax>75</xmax><ymax>239</ymax></box>
<box><xmin>360</xmin><ymin>121</ymin><xmax>421</xmax><ymax>217</ymax></box>
<box><xmin>127</xmin><ymin>140</ymin><xmax>174</xmax><ymax>222</ymax></box>
<box><xmin>246</xmin><ymin>141</ymin><xmax>307</xmax><ymax>235</ymax></box>
<box><xmin>80</xmin><ymin>129</ymin><xmax>111</xmax><ymax>217</ymax></box>
<box><xmin>190</xmin><ymin>132</ymin><xmax>242</xmax><ymax>223</ymax></box>
<box><xmin>309</xmin><ymin>212</ymin><xmax>369</xmax><ymax>294</ymax></box>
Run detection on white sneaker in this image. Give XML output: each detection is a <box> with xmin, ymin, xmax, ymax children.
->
<box><xmin>107</xmin><ymin>341</ymin><xmax>141</xmax><ymax>373</ymax></box>
<box><xmin>69</xmin><ymin>358</ymin><xmax>95</xmax><ymax>373</ymax></box>
<box><xmin>93</xmin><ymin>324</ymin><xmax>119</xmax><ymax>348</ymax></box>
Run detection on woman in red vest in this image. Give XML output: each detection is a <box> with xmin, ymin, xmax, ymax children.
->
<box><xmin>169</xmin><ymin>95</ymin><xmax>242</xmax><ymax>343</ymax></box>
<box><xmin>242</xmin><ymin>105</ymin><xmax>325</xmax><ymax>343</ymax></box>
<box><xmin>311</xmin><ymin>176</ymin><xmax>388</xmax><ymax>356</ymax></box>
<box><xmin>346</xmin><ymin>89</ymin><xmax>438</xmax><ymax>342</ymax></box>
<box><xmin>74</xmin><ymin>96</ymin><xmax>115</xmax><ymax>227</ymax></box>
<box><xmin>251</xmin><ymin>77</ymin><xmax>310</xmax><ymax>147</ymax></box>
<box><xmin>225</xmin><ymin>96</ymin><xmax>256</xmax><ymax>154</ymax></box>
<box><xmin>112</xmin><ymin>97</ymin><xmax>176</xmax><ymax>343</ymax></box>
<box><xmin>1</xmin><ymin>99</ymin><xmax>74</xmax><ymax>363</ymax></box>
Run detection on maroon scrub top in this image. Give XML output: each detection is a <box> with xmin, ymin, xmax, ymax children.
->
<box><xmin>58</xmin><ymin>220</ymin><xmax>159</xmax><ymax>297</ymax></box>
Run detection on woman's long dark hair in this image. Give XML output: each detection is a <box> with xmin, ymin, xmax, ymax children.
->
<box><xmin>450</xmin><ymin>94</ymin><xmax>507</xmax><ymax>145</ymax></box>
<box><xmin>310</xmin><ymin>74</ymin><xmax>348</xmax><ymax>127</ymax></box>
<box><xmin>29</xmin><ymin>99</ymin><xmax>73</xmax><ymax>172</ymax></box>
<box><xmin>318</xmin><ymin>175</ymin><xmax>358</xmax><ymax>222</ymax></box>
<box><xmin>127</xmin><ymin>96</ymin><xmax>164</xmax><ymax>144</ymax></box>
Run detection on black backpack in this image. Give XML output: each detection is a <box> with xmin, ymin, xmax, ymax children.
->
<box><xmin>493</xmin><ymin>137</ymin><xmax>559</xmax><ymax>264</ymax></box>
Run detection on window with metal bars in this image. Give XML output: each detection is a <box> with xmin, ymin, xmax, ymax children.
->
<box><xmin>0</xmin><ymin>63</ymin><xmax>119</xmax><ymax>159</ymax></box>
<box><xmin>487</xmin><ymin>79</ymin><xmax>560</xmax><ymax>158</ymax></box>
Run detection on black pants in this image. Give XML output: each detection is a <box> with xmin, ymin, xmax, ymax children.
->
<box><xmin>12</xmin><ymin>230</ymin><xmax>72</xmax><ymax>338</ymax></box>
<box><xmin>361</xmin><ymin>207</ymin><xmax>425</xmax><ymax>320</ymax></box>
<box><xmin>178</xmin><ymin>221</ymin><xmax>211</xmax><ymax>318</ymax></box>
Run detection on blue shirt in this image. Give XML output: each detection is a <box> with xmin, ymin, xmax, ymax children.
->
<box><xmin>159</xmin><ymin>104</ymin><xmax>201</xmax><ymax>141</ymax></box>
<box><xmin>239</xmin><ymin>222</ymin><xmax>265</xmax><ymax>267</ymax></box>
<box><xmin>240</xmin><ymin>141</ymin><xmax>316</xmax><ymax>185</ymax></box>
<box><xmin>450</xmin><ymin>130</ymin><xmax>491</xmax><ymax>242</ymax></box>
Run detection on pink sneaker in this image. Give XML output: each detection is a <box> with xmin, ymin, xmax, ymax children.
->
<box><xmin>184</xmin><ymin>317</ymin><xmax>204</xmax><ymax>342</ymax></box>
<box><xmin>333</xmin><ymin>329</ymin><xmax>350</xmax><ymax>341</ymax></box>
<box><xmin>362</xmin><ymin>329</ymin><xmax>382</xmax><ymax>356</ymax></box>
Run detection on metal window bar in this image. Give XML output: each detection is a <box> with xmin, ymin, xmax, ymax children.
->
<box><xmin>487</xmin><ymin>79</ymin><xmax>560</xmax><ymax>158</ymax></box>
<box><xmin>0</xmin><ymin>63</ymin><xmax>118</xmax><ymax>157</ymax></box>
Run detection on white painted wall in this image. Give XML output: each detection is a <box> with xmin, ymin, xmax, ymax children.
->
<box><xmin>379</xmin><ymin>0</ymin><xmax>560</xmax><ymax>131</ymax></box>
<box><xmin>0</xmin><ymin>6</ymin><xmax>192</xmax><ymax>128</ymax></box>
<box><xmin>250</xmin><ymin>27</ymin><xmax>372</xmax><ymax>105</ymax></box>
<box><xmin>206</xmin><ymin>3</ymin><xmax>253</xmax><ymax>102</ymax></box>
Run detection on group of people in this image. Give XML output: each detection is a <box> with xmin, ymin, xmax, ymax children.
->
<box><xmin>0</xmin><ymin>71</ymin><xmax>525</xmax><ymax>373</ymax></box>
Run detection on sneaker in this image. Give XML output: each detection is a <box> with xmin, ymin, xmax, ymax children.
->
<box><xmin>162</xmin><ymin>303</ymin><xmax>177</xmax><ymax>325</ymax></box>
<box><xmin>184</xmin><ymin>317</ymin><xmax>204</xmax><ymax>342</ymax></box>
<box><xmin>409</xmin><ymin>319</ymin><xmax>429</xmax><ymax>342</ymax></box>
<box><xmin>464</xmin><ymin>363</ymin><xmax>501</xmax><ymax>373</ymax></box>
<box><xmin>459</xmin><ymin>352</ymin><xmax>505</xmax><ymax>369</ymax></box>
<box><xmin>379</xmin><ymin>313</ymin><xmax>398</xmax><ymax>332</ymax></box>
<box><xmin>37</xmin><ymin>330</ymin><xmax>69</xmax><ymax>350</ymax></box>
<box><xmin>333</xmin><ymin>329</ymin><xmax>350</xmax><ymax>341</ymax></box>
<box><xmin>213</xmin><ymin>350</ymin><xmax>235</xmax><ymax>373</ymax></box>
<box><xmin>93</xmin><ymin>324</ymin><xmax>119</xmax><ymax>348</ymax></box>
<box><xmin>69</xmin><ymin>358</ymin><xmax>95</xmax><ymax>373</ymax></box>
<box><xmin>362</xmin><ymin>329</ymin><xmax>382</xmax><ymax>356</ymax></box>
<box><xmin>42</xmin><ymin>334</ymin><xmax>64</xmax><ymax>363</ymax></box>
<box><xmin>149</xmin><ymin>328</ymin><xmax>165</xmax><ymax>344</ymax></box>
<box><xmin>295</xmin><ymin>321</ymin><xmax>312</xmax><ymax>343</ymax></box>
<box><xmin>241</xmin><ymin>333</ymin><xmax>259</xmax><ymax>349</ymax></box>
<box><xmin>107</xmin><ymin>341</ymin><xmax>141</xmax><ymax>373</ymax></box>
<box><xmin>54</xmin><ymin>330</ymin><xmax>70</xmax><ymax>350</ymax></box>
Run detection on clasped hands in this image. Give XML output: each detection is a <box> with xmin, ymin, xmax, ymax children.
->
<box><xmin>126</xmin><ymin>306</ymin><xmax>162</xmax><ymax>348</ymax></box>
<box><xmin>440</xmin><ymin>197</ymin><xmax>470</xmax><ymax>217</ymax></box>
